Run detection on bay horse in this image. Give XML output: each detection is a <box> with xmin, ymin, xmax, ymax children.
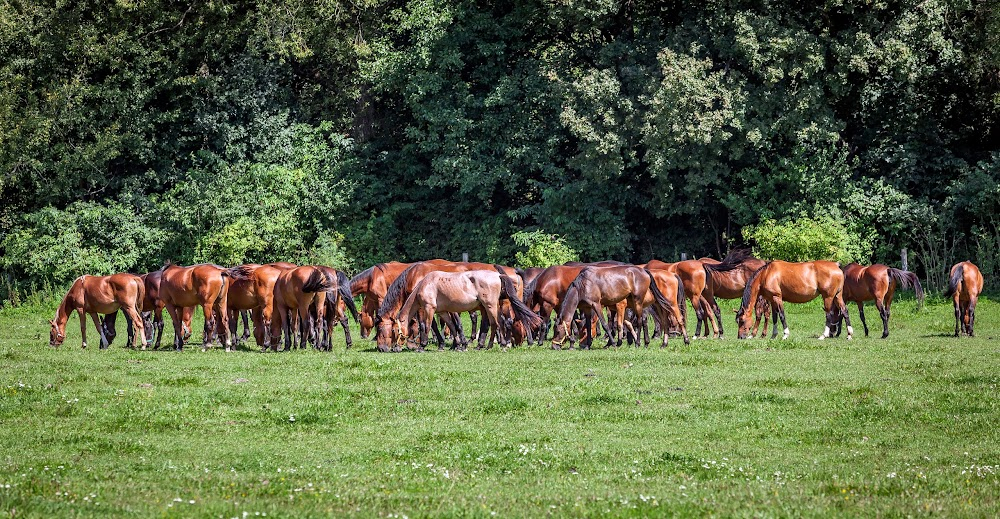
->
<box><xmin>945</xmin><ymin>261</ymin><xmax>984</xmax><ymax>337</ymax></box>
<box><xmin>50</xmin><ymin>274</ymin><xmax>147</xmax><ymax>350</ymax></box>
<box><xmin>642</xmin><ymin>259</ymin><xmax>720</xmax><ymax>339</ymax></box>
<box><xmin>158</xmin><ymin>263</ymin><xmax>246</xmax><ymax>351</ymax></box>
<box><xmin>272</xmin><ymin>265</ymin><xmax>336</xmax><ymax>351</ymax></box>
<box><xmin>224</xmin><ymin>264</ymin><xmax>290</xmax><ymax>351</ymax></box>
<box><xmin>551</xmin><ymin>266</ymin><xmax>672</xmax><ymax>349</ymax></box>
<box><xmin>138</xmin><ymin>270</ymin><xmax>192</xmax><ymax>349</ymax></box>
<box><xmin>351</xmin><ymin>261</ymin><xmax>413</xmax><ymax>339</ymax></box>
<box><xmin>524</xmin><ymin>262</ymin><xmax>624</xmax><ymax>345</ymax></box>
<box><xmin>396</xmin><ymin>269</ymin><xmax>541</xmax><ymax>350</ymax></box>
<box><xmin>736</xmin><ymin>260</ymin><xmax>851</xmax><ymax>340</ymax></box>
<box><xmin>315</xmin><ymin>266</ymin><xmax>359</xmax><ymax>350</ymax></box>
<box><xmin>635</xmin><ymin>269</ymin><xmax>690</xmax><ymax>347</ymax></box>
<box><xmin>700</xmin><ymin>250</ymin><xmax>766</xmax><ymax>338</ymax></box>
<box><xmin>840</xmin><ymin>263</ymin><xmax>924</xmax><ymax>338</ymax></box>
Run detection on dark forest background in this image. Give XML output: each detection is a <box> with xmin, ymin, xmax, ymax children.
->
<box><xmin>2</xmin><ymin>0</ymin><xmax>999</xmax><ymax>300</ymax></box>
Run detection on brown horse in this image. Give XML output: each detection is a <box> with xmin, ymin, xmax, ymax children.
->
<box><xmin>272</xmin><ymin>265</ymin><xmax>336</xmax><ymax>350</ymax></box>
<box><xmin>314</xmin><ymin>266</ymin><xmax>358</xmax><ymax>350</ymax></box>
<box><xmin>701</xmin><ymin>250</ymin><xmax>767</xmax><ymax>338</ymax></box>
<box><xmin>945</xmin><ymin>261</ymin><xmax>984</xmax><ymax>337</ymax></box>
<box><xmin>643</xmin><ymin>259</ymin><xmax>723</xmax><ymax>339</ymax></box>
<box><xmin>159</xmin><ymin>263</ymin><xmax>245</xmax><ymax>351</ymax></box>
<box><xmin>736</xmin><ymin>260</ymin><xmax>851</xmax><ymax>340</ymax></box>
<box><xmin>551</xmin><ymin>266</ymin><xmax>672</xmax><ymax>349</ymax></box>
<box><xmin>50</xmin><ymin>274</ymin><xmax>147</xmax><ymax>349</ymax></box>
<box><xmin>636</xmin><ymin>269</ymin><xmax>690</xmax><ymax>347</ymax></box>
<box><xmin>396</xmin><ymin>270</ymin><xmax>540</xmax><ymax>350</ymax></box>
<box><xmin>135</xmin><ymin>269</ymin><xmax>194</xmax><ymax>349</ymax></box>
<box><xmin>351</xmin><ymin>261</ymin><xmax>413</xmax><ymax>339</ymax></box>
<box><xmin>524</xmin><ymin>262</ymin><xmax>624</xmax><ymax>345</ymax></box>
<box><xmin>840</xmin><ymin>263</ymin><xmax>924</xmax><ymax>338</ymax></box>
<box><xmin>223</xmin><ymin>264</ymin><xmax>290</xmax><ymax>351</ymax></box>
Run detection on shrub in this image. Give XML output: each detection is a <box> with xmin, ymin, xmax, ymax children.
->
<box><xmin>742</xmin><ymin>215</ymin><xmax>872</xmax><ymax>264</ymax></box>
<box><xmin>511</xmin><ymin>230</ymin><xmax>579</xmax><ymax>268</ymax></box>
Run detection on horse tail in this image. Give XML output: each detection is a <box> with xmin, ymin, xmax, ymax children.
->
<box><xmin>499</xmin><ymin>270</ymin><xmax>543</xmax><ymax>331</ymax></box>
<box><xmin>378</xmin><ymin>264</ymin><xmax>413</xmax><ymax>321</ymax></box>
<box><xmin>704</xmin><ymin>248</ymin><xmax>751</xmax><ymax>273</ymax></box>
<box><xmin>888</xmin><ymin>268</ymin><xmax>924</xmax><ymax>309</ymax></box>
<box><xmin>944</xmin><ymin>264</ymin><xmax>964</xmax><ymax>299</ymax></box>
<box><xmin>675</xmin><ymin>273</ymin><xmax>687</xmax><ymax>324</ymax></box>
<box><xmin>337</xmin><ymin>270</ymin><xmax>360</xmax><ymax>322</ymax></box>
<box><xmin>349</xmin><ymin>266</ymin><xmax>375</xmax><ymax>296</ymax></box>
<box><xmin>645</xmin><ymin>268</ymin><xmax>671</xmax><ymax>311</ymax></box>
<box><xmin>302</xmin><ymin>267</ymin><xmax>334</xmax><ymax>293</ymax></box>
<box><xmin>224</xmin><ymin>264</ymin><xmax>254</xmax><ymax>281</ymax></box>
<box><xmin>523</xmin><ymin>272</ymin><xmax>541</xmax><ymax>305</ymax></box>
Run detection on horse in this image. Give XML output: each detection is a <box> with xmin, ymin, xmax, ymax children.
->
<box><xmin>516</xmin><ymin>268</ymin><xmax>546</xmax><ymax>301</ymax></box>
<box><xmin>395</xmin><ymin>269</ymin><xmax>541</xmax><ymax>351</ymax></box>
<box><xmin>736</xmin><ymin>260</ymin><xmax>851</xmax><ymax>340</ymax></box>
<box><xmin>314</xmin><ymin>266</ymin><xmax>359</xmax><ymax>350</ymax></box>
<box><xmin>158</xmin><ymin>263</ymin><xmax>246</xmax><ymax>351</ymax></box>
<box><xmin>219</xmin><ymin>264</ymin><xmax>290</xmax><ymax>351</ymax></box>
<box><xmin>840</xmin><ymin>263</ymin><xmax>924</xmax><ymax>338</ymax></box>
<box><xmin>700</xmin><ymin>249</ymin><xmax>766</xmax><ymax>338</ymax></box>
<box><xmin>351</xmin><ymin>261</ymin><xmax>449</xmax><ymax>339</ymax></box>
<box><xmin>643</xmin><ymin>259</ymin><xmax>723</xmax><ymax>339</ymax></box>
<box><xmin>635</xmin><ymin>269</ymin><xmax>690</xmax><ymax>347</ymax></box>
<box><xmin>524</xmin><ymin>262</ymin><xmax>624</xmax><ymax>345</ymax></box>
<box><xmin>551</xmin><ymin>266</ymin><xmax>673</xmax><ymax>349</ymax></box>
<box><xmin>272</xmin><ymin>265</ymin><xmax>336</xmax><ymax>351</ymax></box>
<box><xmin>49</xmin><ymin>274</ymin><xmax>147</xmax><ymax>350</ymax></box>
<box><xmin>945</xmin><ymin>261</ymin><xmax>984</xmax><ymax>337</ymax></box>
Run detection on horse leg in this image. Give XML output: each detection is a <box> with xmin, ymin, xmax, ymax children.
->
<box><xmin>874</xmin><ymin>300</ymin><xmax>889</xmax><ymax>339</ymax></box>
<box><xmin>856</xmin><ymin>302</ymin><xmax>869</xmax><ymax>337</ymax></box>
<box><xmin>103</xmin><ymin>311</ymin><xmax>119</xmax><ymax>346</ymax></box>
<box><xmin>165</xmin><ymin>304</ymin><xmax>182</xmax><ymax>351</ymax></box>
<box><xmin>430</xmin><ymin>317</ymin><xmax>446</xmax><ymax>350</ymax></box>
<box><xmin>201</xmin><ymin>304</ymin><xmax>215</xmax><ymax>352</ymax></box>
<box><xmin>90</xmin><ymin>313</ymin><xmax>110</xmax><ymax>349</ymax></box>
<box><xmin>774</xmin><ymin>300</ymin><xmax>789</xmax><ymax>339</ymax></box>
<box><xmin>469</xmin><ymin>310</ymin><xmax>479</xmax><ymax>342</ymax></box>
<box><xmin>154</xmin><ymin>308</ymin><xmax>165</xmax><ymax>349</ymax></box>
<box><xmin>968</xmin><ymin>300</ymin><xmax>977</xmax><ymax>337</ymax></box>
<box><xmin>78</xmin><ymin>308</ymin><xmax>88</xmax><ymax>349</ymax></box>
<box><xmin>123</xmin><ymin>305</ymin><xmax>146</xmax><ymax>350</ymax></box>
<box><xmin>240</xmin><ymin>310</ymin><xmax>251</xmax><ymax>344</ymax></box>
<box><xmin>709</xmin><ymin>294</ymin><xmax>724</xmax><ymax>338</ymax></box>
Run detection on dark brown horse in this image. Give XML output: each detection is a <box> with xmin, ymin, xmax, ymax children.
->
<box><xmin>351</xmin><ymin>261</ymin><xmax>414</xmax><ymax>339</ymax></box>
<box><xmin>159</xmin><ymin>263</ymin><xmax>245</xmax><ymax>351</ymax></box>
<box><xmin>50</xmin><ymin>274</ymin><xmax>147</xmax><ymax>349</ymax></box>
<box><xmin>396</xmin><ymin>270</ymin><xmax>540</xmax><ymax>350</ymax></box>
<box><xmin>840</xmin><ymin>263</ymin><xmax>924</xmax><ymax>338</ymax></box>
<box><xmin>524</xmin><ymin>262</ymin><xmax>623</xmax><ymax>345</ymax></box>
<box><xmin>736</xmin><ymin>260</ymin><xmax>851</xmax><ymax>340</ymax></box>
<box><xmin>314</xmin><ymin>266</ymin><xmax>358</xmax><ymax>350</ymax></box>
<box><xmin>945</xmin><ymin>261</ymin><xmax>984</xmax><ymax>337</ymax></box>
<box><xmin>551</xmin><ymin>266</ymin><xmax>673</xmax><ymax>349</ymax></box>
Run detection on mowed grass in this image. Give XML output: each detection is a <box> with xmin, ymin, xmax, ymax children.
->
<box><xmin>1</xmin><ymin>295</ymin><xmax>998</xmax><ymax>517</ymax></box>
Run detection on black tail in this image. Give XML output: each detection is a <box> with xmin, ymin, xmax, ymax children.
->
<box><xmin>703</xmin><ymin>248</ymin><xmax>751</xmax><ymax>274</ymax></box>
<box><xmin>645</xmin><ymin>269</ymin><xmax>672</xmax><ymax>311</ymax></box>
<box><xmin>337</xmin><ymin>270</ymin><xmax>360</xmax><ymax>322</ymax></box>
<box><xmin>224</xmin><ymin>264</ymin><xmax>254</xmax><ymax>281</ymax></box>
<box><xmin>888</xmin><ymin>268</ymin><xmax>925</xmax><ymax>309</ymax></box>
<box><xmin>498</xmin><ymin>271</ymin><xmax>543</xmax><ymax>331</ymax></box>
<box><xmin>302</xmin><ymin>268</ymin><xmax>335</xmax><ymax>293</ymax></box>
<box><xmin>378</xmin><ymin>264</ymin><xmax>413</xmax><ymax>321</ymax></box>
<box><xmin>675</xmin><ymin>273</ymin><xmax>687</xmax><ymax>324</ymax></box>
<box><xmin>944</xmin><ymin>264</ymin><xmax>964</xmax><ymax>298</ymax></box>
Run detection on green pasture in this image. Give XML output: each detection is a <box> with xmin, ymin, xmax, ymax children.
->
<box><xmin>1</xmin><ymin>295</ymin><xmax>998</xmax><ymax>517</ymax></box>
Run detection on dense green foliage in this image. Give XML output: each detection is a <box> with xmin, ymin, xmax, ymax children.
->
<box><xmin>2</xmin><ymin>0</ymin><xmax>999</xmax><ymax>297</ymax></box>
<box><xmin>743</xmin><ymin>215</ymin><xmax>873</xmax><ymax>263</ymax></box>
<box><xmin>512</xmin><ymin>230</ymin><xmax>579</xmax><ymax>268</ymax></box>
<box><xmin>1</xmin><ymin>296</ymin><xmax>998</xmax><ymax>516</ymax></box>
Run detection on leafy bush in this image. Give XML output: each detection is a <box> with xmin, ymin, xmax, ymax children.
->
<box><xmin>511</xmin><ymin>231</ymin><xmax>579</xmax><ymax>268</ymax></box>
<box><xmin>742</xmin><ymin>216</ymin><xmax>872</xmax><ymax>264</ymax></box>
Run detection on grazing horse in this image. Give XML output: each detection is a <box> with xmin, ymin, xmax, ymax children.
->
<box><xmin>351</xmin><ymin>261</ymin><xmax>413</xmax><ymax>339</ymax></box>
<box><xmin>315</xmin><ymin>266</ymin><xmax>359</xmax><ymax>350</ymax></box>
<box><xmin>643</xmin><ymin>259</ymin><xmax>722</xmax><ymax>339</ymax></box>
<box><xmin>636</xmin><ymin>269</ymin><xmax>690</xmax><ymax>347</ymax></box>
<box><xmin>516</xmin><ymin>267</ymin><xmax>546</xmax><ymax>302</ymax></box>
<box><xmin>272</xmin><ymin>265</ymin><xmax>336</xmax><ymax>350</ymax></box>
<box><xmin>159</xmin><ymin>263</ymin><xmax>244</xmax><ymax>351</ymax></box>
<box><xmin>224</xmin><ymin>264</ymin><xmax>288</xmax><ymax>351</ymax></box>
<box><xmin>945</xmin><ymin>261</ymin><xmax>984</xmax><ymax>337</ymax></box>
<box><xmin>551</xmin><ymin>266</ymin><xmax>672</xmax><ymax>349</ymax></box>
<box><xmin>736</xmin><ymin>260</ymin><xmax>851</xmax><ymax>340</ymax></box>
<box><xmin>840</xmin><ymin>263</ymin><xmax>924</xmax><ymax>338</ymax></box>
<box><xmin>137</xmin><ymin>270</ymin><xmax>193</xmax><ymax>349</ymax></box>
<box><xmin>50</xmin><ymin>274</ymin><xmax>147</xmax><ymax>350</ymax></box>
<box><xmin>524</xmin><ymin>262</ymin><xmax>623</xmax><ymax>345</ymax></box>
<box><xmin>396</xmin><ymin>270</ymin><xmax>541</xmax><ymax>350</ymax></box>
<box><xmin>701</xmin><ymin>250</ymin><xmax>766</xmax><ymax>338</ymax></box>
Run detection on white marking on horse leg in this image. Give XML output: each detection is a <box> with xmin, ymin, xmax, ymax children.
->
<box><xmin>819</xmin><ymin>326</ymin><xmax>830</xmax><ymax>340</ymax></box>
<box><xmin>847</xmin><ymin>326</ymin><xmax>854</xmax><ymax>340</ymax></box>
<box><xmin>782</xmin><ymin>328</ymin><xmax>790</xmax><ymax>340</ymax></box>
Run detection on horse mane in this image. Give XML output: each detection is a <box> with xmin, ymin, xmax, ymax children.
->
<box><xmin>704</xmin><ymin>248</ymin><xmax>752</xmax><ymax>274</ymax></box>
<box><xmin>337</xmin><ymin>269</ymin><xmax>360</xmax><ymax>321</ymax></box>
<box><xmin>522</xmin><ymin>268</ymin><xmax>542</xmax><ymax>305</ymax></box>
<box><xmin>378</xmin><ymin>263</ymin><xmax>415</xmax><ymax>320</ymax></box>
<box><xmin>349</xmin><ymin>266</ymin><xmax>375</xmax><ymax>295</ymax></box>
<box><xmin>739</xmin><ymin>263</ymin><xmax>770</xmax><ymax>314</ymax></box>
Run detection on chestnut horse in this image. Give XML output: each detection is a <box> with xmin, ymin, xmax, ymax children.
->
<box><xmin>351</xmin><ymin>261</ymin><xmax>414</xmax><ymax>339</ymax></box>
<box><xmin>50</xmin><ymin>274</ymin><xmax>147</xmax><ymax>349</ymax></box>
<box><xmin>272</xmin><ymin>265</ymin><xmax>336</xmax><ymax>350</ymax></box>
<box><xmin>840</xmin><ymin>263</ymin><xmax>924</xmax><ymax>338</ymax></box>
<box><xmin>945</xmin><ymin>261</ymin><xmax>984</xmax><ymax>337</ymax></box>
<box><xmin>224</xmin><ymin>264</ymin><xmax>290</xmax><ymax>351</ymax></box>
<box><xmin>396</xmin><ymin>270</ymin><xmax>541</xmax><ymax>350</ymax></box>
<box><xmin>551</xmin><ymin>266</ymin><xmax>673</xmax><ymax>349</ymax></box>
<box><xmin>643</xmin><ymin>259</ymin><xmax>718</xmax><ymax>339</ymax></box>
<box><xmin>635</xmin><ymin>269</ymin><xmax>690</xmax><ymax>347</ymax></box>
<box><xmin>159</xmin><ymin>263</ymin><xmax>245</xmax><ymax>351</ymax></box>
<box><xmin>736</xmin><ymin>260</ymin><xmax>851</xmax><ymax>340</ymax></box>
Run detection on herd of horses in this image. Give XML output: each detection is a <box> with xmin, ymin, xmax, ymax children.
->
<box><xmin>47</xmin><ymin>253</ymin><xmax>985</xmax><ymax>352</ymax></box>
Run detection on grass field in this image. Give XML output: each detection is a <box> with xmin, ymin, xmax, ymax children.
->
<box><xmin>1</xmin><ymin>294</ymin><xmax>998</xmax><ymax>517</ymax></box>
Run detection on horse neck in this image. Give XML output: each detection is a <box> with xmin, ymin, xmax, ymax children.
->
<box><xmin>54</xmin><ymin>288</ymin><xmax>76</xmax><ymax>332</ymax></box>
<box><xmin>557</xmin><ymin>285</ymin><xmax>581</xmax><ymax>324</ymax></box>
<box><xmin>396</xmin><ymin>289</ymin><xmax>419</xmax><ymax>323</ymax></box>
<box><xmin>739</xmin><ymin>274</ymin><xmax>763</xmax><ymax>321</ymax></box>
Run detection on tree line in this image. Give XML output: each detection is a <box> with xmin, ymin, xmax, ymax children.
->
<box><xmin>2</xmin><ymin>0</ymin><xmax>998</xmax><ymax>302</ymax></box>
